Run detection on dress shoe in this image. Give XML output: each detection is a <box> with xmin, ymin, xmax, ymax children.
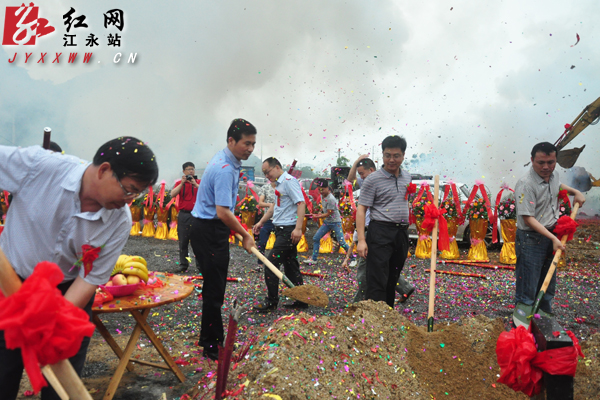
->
<box><xmin>398</xmin><ymin>287</ymin><xmax>415</xmax><ymax>303</ymax></box>
<box><xmin>175</xmin><ymin>265</ymin><xmax>189</xmax><ymax>273</ymax></box>
<box><xmin>202</xmin><ymin>347</ymin><xmax>219</xmax><ymax>361</ymax></box>
<box><xmin>283</xmin><ymin>300</ymin><xmax>309</xmax><ymax>309</ymax></box>
<box><xmin>253</xmin><ymin>299</ymin><xmax>278</xmax><ymax>311</ymax></box>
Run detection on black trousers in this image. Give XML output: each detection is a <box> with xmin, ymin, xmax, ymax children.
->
<box><xmin>0</xmin><ymin>279</ymin><xmax>94</xmax><ymax>400</ymax></box>
<box><xmin>177</xmin><ymin>210</ymin><xmax>196</xmax><ymax>270</ymax></box>
<box><xmin>365</xmin><ymin>221</ymin><xmax>409</xmax><ymax>307</ymax></box>
<box><xmin>264</xmin><ymin>225</ymin><xmax>304</xmax><ymax>302</ymax></box>
<box><xmin>189</xmin><ymin>218</ymin><xmax>230</xmax><ymax>351</ymax></box>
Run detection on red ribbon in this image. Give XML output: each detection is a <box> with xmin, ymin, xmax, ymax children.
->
<box><xmin>496</xmin><ymin>325</ymin><xmax>584</xmax><ymax>396</ymax></box>
<box><xmin>422</xmin><ymin>204</ymin><xmax>450</xmax><ymax>251</ymax></box>
<box><xmin>301</xmin><ymin>187</ymin><xmax>313</xmax><ymax>214</ymax></box>
<box><xmin>554</xmin><ymin>216</ymin><xmax>578</xmax><ymax>241</ymax></box>
<box><xmin>0</xmin><ymin>262</ymin><xmax>96</xmax><ymax>393</ymax></box>
<box><xmin>274</xmin><ymin>189</ymin><xmax>281</xmax><ymax>207</ymax></box>
<box><xmin>404</xmin><ymin>182</ymin><xmax>417</xmax><ymax>200</ymax></box>
<box><xmin>144</xmin><ymin>186</ymin><xmax>155</xmax><ymax>211</ymax></box>
<box><xmin>442</xmin><ymin>182</ymin><xmax>464</xmax><ymax>225</ymax></box>
<box><xmin>157</xmin><ymin>181</ymin><xmax>166</xmax><ymax>209</ymax></box>
<box><xmin>463</xmin><ymin>183</ymin><xmax>492</xmax><ymax>225</ymax></box>
<box><xmin>229</xmin><ymin>216</ymin><xmax>249</xmax><ymax>238</ymax></box>
<box><xmin>3</xmin><ymin>190</ymin><xmax>9</xmax><ymax>207</ymax></box>
<box><xmin>410</xmin><ymin>183</ymin><xmax>434</xmax><ymax>225</ymax></box>
<box><xmin>79</xmin><ymin>244</ymin><xmax>103</xmax><ymax>278</ymax></box>
<box><xmin>492</xmin><ymin>185</ymin><xmax>515</xmax><ymax>243</ymax></box>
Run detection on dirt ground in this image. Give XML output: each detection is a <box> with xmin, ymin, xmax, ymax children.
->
<box><xmin>15</xmin><ymin>218</ymin><xmax>600</xmax><ymax>399</ymax></box>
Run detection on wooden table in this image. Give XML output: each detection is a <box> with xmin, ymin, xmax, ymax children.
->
<box><xmin>92</xmin><ymin>273</ymin><xmax>194</xmax><ymax>400</ymax></box>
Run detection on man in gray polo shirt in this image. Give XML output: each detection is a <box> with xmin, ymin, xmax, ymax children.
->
<box><xmin>356</xmin><ymin>135</ymin><xmax>412</xmax><ymax>307</ymax></box>
<box><xmin>252</xmin><ymin>157</ymin><xmax>306</xmax><ymax>310</ymax></box>
<box><xmin>512</xmin><ymin>142</ymin><xmax>585</xmax><ymax>327</ymax></box>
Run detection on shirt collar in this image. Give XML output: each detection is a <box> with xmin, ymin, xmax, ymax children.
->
<box><xmin>61</xmin><ymin>163</ymin><xmax>117</xmax><ymax>223</ymax></box>
<box><xmin>380</xmin><ymin>168</ymin><xmax>402</xmax><ymax>178</ymax></box>
<box><xmin>223</xmin><ymin>147</ymin><xmax>242</xmax><ymax>169</ymax></box>
<box><xmin>276</xmin><ymin>171</ymin><xmax>289</xmax><ymax>185</ymax></box>
<box><xmin>529</xmin><ymin>167</ymin><xmax>553</xmax><ymax>184</ymax></box>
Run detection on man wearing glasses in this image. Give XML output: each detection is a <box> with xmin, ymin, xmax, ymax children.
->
<box><xmin>170</xmin><ymin>162</ymin><xmax>200</xmax><ymax>273</ymax></box>
<box><xmin>0</xmin><ymin>137</ymin><xmax>158</xmax><ymax>400</ymax></box>
<box><xmin>356</xmin><ymin>135</ymin><xmax>411</xmax><ymax>308</ymax></box>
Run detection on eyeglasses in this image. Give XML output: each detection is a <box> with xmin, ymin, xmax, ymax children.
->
<box><xmin>117</xmin><ymin>177</ymin><xmax>142</xmax><ymax>198</ymax></box>
<box><xmin>263</xmin><ymin>167</ymin><xmax>275</xmax><ymax>176</ymax></box>
<box><xmin>383</xmin><ymin>153</ymin><xmax>403</xmax><ymax>160</ymax></box>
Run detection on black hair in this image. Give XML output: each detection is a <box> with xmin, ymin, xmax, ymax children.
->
<box><xmin>381</xmin><ymin>135</ymin><xmax>407</xmax><ymax>153</ymax></box>
<box><xmin>531</xmin><ymin>142</ymin><xmax>558</xmax><ymax>158</ymax></box>
<box><xmin>227</xmin><ymin>118</ymin><xmax>257</xmax><ymax>143</ymax></box>
<box><xmin>316</xmin><ymin>178</ymin><xmax>330</xmax><ymax>188</ymax></box>
<box><xmin>263</xmin><ymin>157</ymin><xmax>282</xmax><ymax>168</ymax></box>
<box><xmin>182</xmin><ymin>162</ymin><xmax>195</xmax><ymax>170</ymax></box>
<box><xmin>357</xmin><ymin>158</ymin><xmax>376</xmax><ymax>171</ymax></box>
<box><xmin>93</xmin><ymin>137</ymin><xmax>159</xmax><ymax>185</ymax></box>
<box><xmin>48</xmin><ymin>141</ymin><xmax>62</xmax><ymax>153</ymax></box>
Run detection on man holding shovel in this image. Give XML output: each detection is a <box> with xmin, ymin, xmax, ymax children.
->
<box><xmin>189</xmin><ymin>119</ymin><xmax>257</xmax><ymax>361</ymax></box>
<box><xmin>0</xmin><ymin>137</ymin><xmax>159</xmax><ymax>400</ymax></box>
<box><xmin>356</xmin><ymin>136</ymin><xmax>411</xmax><ymax>308</ymax></box>
<box><xmin>513</xmin><ymin>142</ymin><xmax>585</xmax><ymax>328</ymax></box>
<box><xmin>253</xmin><ymin>157</ymin><xmax>306</xmax><ymax>310</ymax></box>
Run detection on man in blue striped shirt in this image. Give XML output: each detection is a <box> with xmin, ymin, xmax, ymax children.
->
<box><xmin>0</xmin><ymin>137</ymin><xmax>158</xmax><ymax>400</ymax></box>
<box><xmin>189</xmin><ymin>119</ymin><xmax>256</xmax><ymax>361</ymax></box>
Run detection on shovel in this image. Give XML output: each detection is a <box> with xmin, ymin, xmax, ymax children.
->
<box><xmin>235</xmin><ymin>233</ymin><xmax>328</xmax><ymax>307</ymax></box>
<box><xmin>531</xmin><ymin>203</ymin><xmax>580</xmax><ymax>317</ymax></box>
<box><xmin>0</xmin><ymin>247</ymin><xmax>93</xmax><ymax>400</ymax></box>
<box><xmin>427</xmin><ymin>175</ymin><xmax>440</xmax><ymax>332</ymax></box>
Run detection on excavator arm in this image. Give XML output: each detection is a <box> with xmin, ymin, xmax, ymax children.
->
<box><xmin>554</xmin><ymin>96</ymin><xmax>600</xmax><ymax>187</ymax></box>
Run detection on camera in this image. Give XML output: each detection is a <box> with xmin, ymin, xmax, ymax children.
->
<box><xmin>186</xmin><ymin>175</ymin><xmax>194</xmax><ymax>181</ymax></box>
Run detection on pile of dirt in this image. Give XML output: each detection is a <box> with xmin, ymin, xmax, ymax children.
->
<box><xmin>228</xmin><ymin>301</ymin><xmax>528</xmax><ymax>399</ymax></box>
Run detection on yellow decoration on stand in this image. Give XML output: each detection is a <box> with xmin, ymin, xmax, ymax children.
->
<box><xmin>467</xmin><ymin>218</ymin><xmax>488</xmax><ymax>261</ymax></box>
<box><xmin>499</xmin><ymin>219</ymin><xmax>516</xmax><ymax>264</ymax></box>
<box><xmin>141</xmin><ymin>206</ymin><xmax>156</xmax><ymax>237</ymax></box>
<box><xmin>129</xmin><ymin>205</ymin><xmax>142</xmax><ymax>236</ymax></box>
<box><xmin>297</xmin><ymin>217</ymin><xmax>308</xmax><ymax>252</ymax></box>
<box><xmin>154</xmin><ymin>207</ymin><xmax>169</xmax><ymax>240</ymax></box>
<box><xmin>266</xmin><ymin>232</ymin><xmax>276</xmax><ymax>250</ymax></box>
<box><xmin>440</xmin><ymin>218</ymin><xmax>460</xmax><ymax>260</ymax></box>
<box><xmin>167</xmin><ymin>205</ymin><xmax>178</xmax><ymax>241</ymax></box>
<box><xmin>240</xmin><ymin>210</ymin><xmax>256</xmax><ymax>229</ymax></box>
<box><xmin>342</xmin><ymin>216</ymin><xmax>355</xmax><ymax>235</ymax></box>
<box><xmin>415</xmin><ymin>218</ymin><xmax>432</xmax><ymax>259</ymax></box>
<box><xmin>319</xmin><ymin>234</ymin><xmax>333</xmax><ymax>253</ymax></box>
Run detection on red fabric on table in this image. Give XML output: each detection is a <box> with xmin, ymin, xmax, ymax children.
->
<box><xmin>0</xmin><ymin>261</ymin><xmax>96</xmax><ymax>393</ymax></box>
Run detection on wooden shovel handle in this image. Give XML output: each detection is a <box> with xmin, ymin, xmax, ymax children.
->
<box><xmin>0</xmin><ymin>247</ymin><xmax>93</xmax><ymax>400</ymax></box>
<box><xmin>540</xmin><ymin>203</ymin><xmax>580</xmax><ymax>294</ymax></box>
<box><xmin>234</xmin><ymin>233</ymin><xmax>288</xmax><ymax>284</ymax></box>
<box><xmin>427</xmin><ymin>176</ymin><xmax>440</xmax><ymax>331</ymax></box>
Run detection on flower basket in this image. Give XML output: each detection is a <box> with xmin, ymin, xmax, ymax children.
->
<box><xmin>499</xmin><ymin>219</ymin><xmax>516</xmax><ymax>264</ymax></box>
<box><xmin>154</xmin><ymin>207</ymin><xmax>169</xmax><ymax>240</ymax></box>
<box><xmin>415</xmin><ymin>218</ymin><xmax>432</xmax><ymax>259</ymax></box>
<box><xmin>130</xmin><ymin>205</ymin><xmax>142</xmax><ymax>236</ymax></box>
<box><xmin>440</xmin><ymin>217</ymin><xmax>460</xmax><ymax>260</ymax></box>
<box><xmin>467</xmin><ymin>218</ymin><xmax>488</xmax><ymax>261</ymax></box>
<box><xmin>167</xmin><ymin>205</ymin><xmax>178</xmax><ymax>241</ymax></box>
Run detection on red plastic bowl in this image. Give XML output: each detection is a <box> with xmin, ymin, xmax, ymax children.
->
<box><xmin>100</xmin><ymin>283</ymin><xmax>140</xmax><ymax>297</ymax></box>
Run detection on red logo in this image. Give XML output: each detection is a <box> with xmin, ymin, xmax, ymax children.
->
<box><xmin>2</xmin><ymin>3</ymin><xmax>55</xmax><ymax>46</ymax></box>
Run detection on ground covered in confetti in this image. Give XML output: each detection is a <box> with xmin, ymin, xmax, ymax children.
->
<box><xmin>16</xmin><ymin>218</ymin><xmax>600</xmax><ymax>399</ymax></box>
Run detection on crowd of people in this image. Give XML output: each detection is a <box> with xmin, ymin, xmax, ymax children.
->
<box><xmin>0</xmin><ymin>118</ymin><xmax>586</xmax><ymax>399</ymax></box>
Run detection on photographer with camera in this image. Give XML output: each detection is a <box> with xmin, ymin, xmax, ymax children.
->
<box><xmin>170</xmin><ymin>162</ymin><xmax>200</xmax><ymax>273</ymax></box>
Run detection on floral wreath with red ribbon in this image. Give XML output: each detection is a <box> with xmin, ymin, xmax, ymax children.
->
<box><xmin>491</xmin><ymin>183</ymin><xmax>515</xmax><ymax>242</ymax></box>
<box><xmin>558</xmin><ymin>188</ymin><xmax>571</xmax><ymax>217</ymax></box>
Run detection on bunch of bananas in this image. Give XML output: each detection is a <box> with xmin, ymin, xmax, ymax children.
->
<box><xmin>112</xmin><ymin>255</ymin><xmax>148</xmax><ymax>283</ymax></box>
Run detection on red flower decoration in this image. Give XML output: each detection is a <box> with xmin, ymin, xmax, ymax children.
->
<box><xmin>73</xmin><ymin>244</ymin><xmax>104</xmax><ymax>278</ymax></box>
<box><xmin>274</xmin><ymin>189</ymin><xmax>281</xmax><ymax>206</ymax></box>
<box><xmin>405</xmin><ymin>182</ymin><xmax>417</xmax><ymax>200</ymax></box>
